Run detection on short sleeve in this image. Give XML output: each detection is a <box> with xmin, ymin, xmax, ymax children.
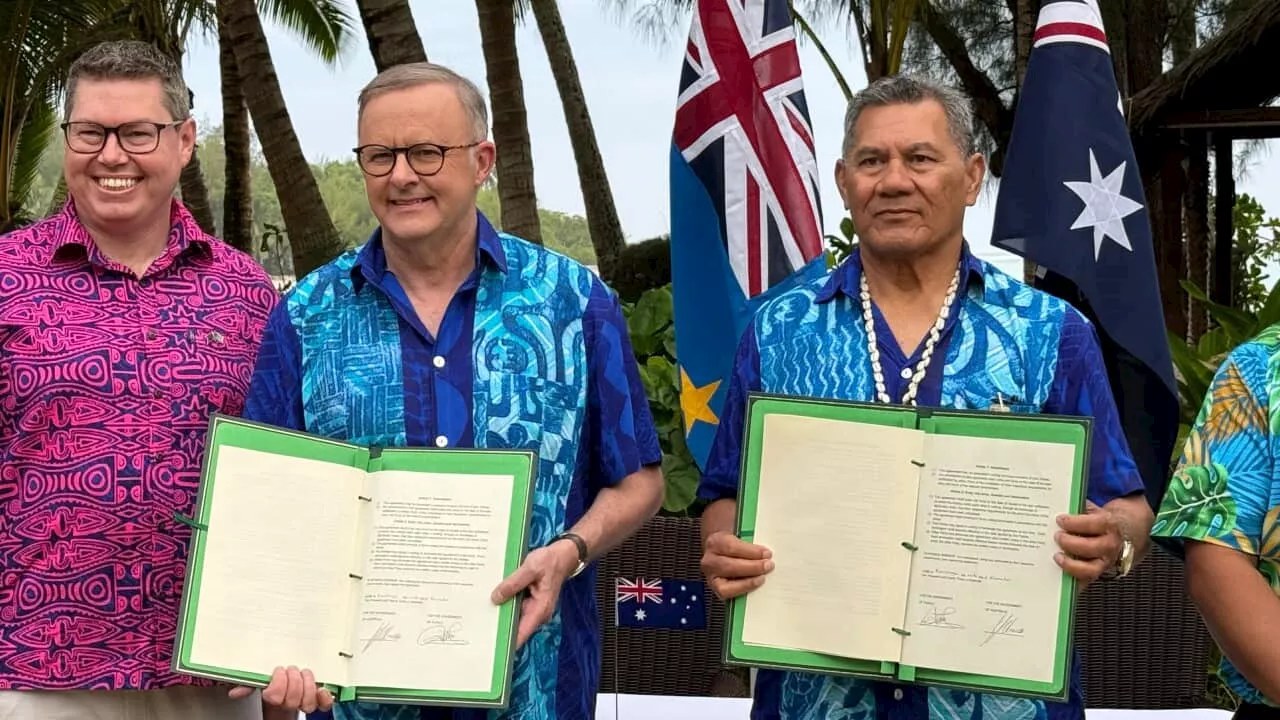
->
<box><xmin>1152</xmin><ymin>341</ymin><xmax>1276</xmax><ymax>557</ymax></box>
<box><xmin>242</xmin><ymin>300</ymin><xmax>306</xmax><ymax>430</ymax></box>
<box><xmin>696</xmin><ymin>326</ymin><xmax>762</xmax><ymax>502</ymax></box>
<box><xmin>584</xmin><ymin>282</ymin><xmax>662</xmax><ymax>490</ymax></box>
<box><xmin>1043</xmin><ymin>311</ymin><xmax>1146</xmax><ymax>506</ymax></box>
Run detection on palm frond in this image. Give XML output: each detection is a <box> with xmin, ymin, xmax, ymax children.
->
<box><xmin>258</xmin><ymin>0</ymin><xmax>355</xmax><ymax>64</ymax></box>
<box><xmin>599</xmin><ymin>0</ymin><xmax>695</xmax><ymax>48</ymax></box>
<box><xmin>10</xmin><ymin>95</ymin><xmax>56</xmax><ymax>213</ymax></box>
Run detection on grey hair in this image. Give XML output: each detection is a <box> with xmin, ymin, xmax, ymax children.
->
<box><xmin>357</xmin><ymin>63</ymin><xmax>489</xmax><ymax>141</ymax></box>
<box><xmin>65</xmin><ymin>41</ymin><xmax>190</xmax><ymax>121</ymax></box>
<box><xmin>841</xmin><ymin>75</ymin><xmax>976</xmax><ymax>158</ymax></box>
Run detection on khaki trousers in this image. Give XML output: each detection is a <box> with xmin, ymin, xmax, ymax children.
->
<box><xmin>0</xmin><ymin>685</ymin><xmax>262</xmax><ymax>720</ymax></box>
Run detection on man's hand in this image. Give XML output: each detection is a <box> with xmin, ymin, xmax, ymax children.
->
<box><xmin>701</xmin><ymin>531</ymin><xmax>774</xmax><ymax>600</ymax></box>
<box><xmin>1054</xmin><ymin>501</ymin><xmax>1124</xmax><ymax>589</ymax></box>
<box><xmin>491</xmin><ymin>539</ymin><xmax>579</xmax><ymax>650</ymax></box>
<box><xmin>228</xmin><ymin>666</ymin><xmax>333</xmax><ymax>716</ymax></box>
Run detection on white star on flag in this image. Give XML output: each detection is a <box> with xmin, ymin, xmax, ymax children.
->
<box><xmin>635</xmin><ymin>609</ymin><xmax>646</xmax><ymax>621</ymax></box>
<box><xmin>1063</xmin><ymin>149</ymin><xmax>1143</xmax><ymax>259</ymax></box>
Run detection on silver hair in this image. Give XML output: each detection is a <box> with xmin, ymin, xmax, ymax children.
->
<box><xmin>65</xmin><ymin>41</ymin><xmax>190</xmax><ymax>120</ymax></box>
<box><xmin>841</xmin><ymin>75</ymin><xmax>976</xmax><ymax>158</ymax></box>
<box><xmin>357</xmin><ymin>63</ymin><xmax>489</xmax><ymax>141</ymax></box>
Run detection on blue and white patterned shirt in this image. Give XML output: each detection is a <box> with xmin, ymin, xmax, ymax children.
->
<box><xmin>698</xmin><ymin>244</ymin><xmax>1145</xmax><ymax>720</ymax></box>
<box><xmin>243</xmin><ymin>211</ymin><xmax>662</xmax><ymax>720</ymax></box>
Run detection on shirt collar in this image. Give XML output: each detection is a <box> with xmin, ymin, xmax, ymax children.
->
<box><xmin>814</xmin><ymin>240</ymin><xmax>986</xmax><ymax>304</ymax></box>
<box><xmin>350</xmin><ymin>209</ymin><xmax>508</xmax><ymax>292</ymax></box>
<box><xmin>45</xmin><ymin>198</ymin><xmax>214</xmax><ymax>266</ymax></box>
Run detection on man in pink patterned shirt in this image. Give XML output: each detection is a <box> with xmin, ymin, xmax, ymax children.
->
<box><xmin>0</xmin><ymin>41</ymin><xmax>278</xmax><ymax>719</ymax></box>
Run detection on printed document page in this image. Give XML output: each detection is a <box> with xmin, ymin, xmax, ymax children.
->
<box><xmin>900</xmin><ymin>433</ymin><xmax>1076</xmax><ymax>683</ymax></box>
<box><xmin>741</xmin><ymin>413</ymin><xmax>923</xmax><ymax>662</ymax></box>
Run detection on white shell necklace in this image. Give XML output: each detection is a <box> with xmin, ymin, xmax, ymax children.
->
<box><xmin>859</xmin><ymin>264</ymin><xmax>961</xmax><ymax>406</ymax></box>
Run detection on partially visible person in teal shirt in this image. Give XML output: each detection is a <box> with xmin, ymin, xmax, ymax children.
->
<box><xmin>1152</xmin><ymin>327</ymin><xmax>1280</xmax><ymax>718</ymax></box>
<box><xmin>235</xmin><ymin>62</ymin><xmax>665</xmax><ymax>720</ymax></box>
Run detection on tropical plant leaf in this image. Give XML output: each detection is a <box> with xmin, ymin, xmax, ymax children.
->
<box><xmin>258</xmin><ymin>0</ymin><xmax>355</xmax><ymax>62</ymax></box>
<box><xmin>8</xmin><ymin>95</ymin><xmax>55</xmax><ymax>214</ymax></box>
<box><xmin>1181</xmin><ymin>279</ymin><xmax>1257</xmax><ymax>345</ymax></box>
<box><xmin>1152</xmin><ymin>461</ymin><xmax>1237</xmax><ymax>541</ymax></box>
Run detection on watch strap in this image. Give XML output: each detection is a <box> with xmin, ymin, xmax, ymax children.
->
<box><xmin>552</xmin><ymin>532</ymin><xmax>588</xmax><ymax>577</ymax></box>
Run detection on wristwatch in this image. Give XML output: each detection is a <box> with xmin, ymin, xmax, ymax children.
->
<box><xmin>1102</xmin><ymin>535</ymin><xmax>1134</xmax><ymax>580</ymax></box>
<box><xmin>551</xmin><ymin>532</ymin><xmax>588</xmax><ymax>578</ymax></box>
<box><xmin>1114</xmin><ymin>537</ymin><xmax>1135</xmax><ymax>577</ymax></box>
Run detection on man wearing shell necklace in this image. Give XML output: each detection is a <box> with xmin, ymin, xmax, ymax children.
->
<box><xmin>696</xmin><ymin>75</ymin><xmax>1154</xmax><ymax>720</ymax></box>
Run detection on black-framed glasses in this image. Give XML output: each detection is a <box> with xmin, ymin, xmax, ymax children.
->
<box><xmin>61</xmin><ymin>120</ymin><xmax>185</xmax><ymax>155</ymax></box>
<box><xmin>353</xmin><ymin>141</ymin><xmax>481</xmax><ymax>177</ymax></box>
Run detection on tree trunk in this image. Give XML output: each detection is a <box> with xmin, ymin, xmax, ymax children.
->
<box><xmin>177</xmin><ymin>87</ymin><xmax>217</xmax><ymax>235</ymax></box>
<box><xmin>355</xmin><ymin>0</ymin><xmax>428</xmax><ymax>72</ymax></box>
<box><xmin>1013</xmin><ymin>0</ymin><xmax>1036</xmax><ymax>87</ymax></box>
<box><xmin>528</xmin><ymin>0</ymin><xmax>623</xmax><ymax>280</ymax></box>
<box><xmin>475</xmin><ymin>0</ymin><xmax>541</xmax><ymax>244</ymax></box>
<box><xmin>219</xmin><ymin>15</ymin><xmax>254</xmax><ymax>254</ymax></box>
<box><xmin>1185</xmin><ymin>133</ymin><xmax>1210</xmax><ymax>341</ymax></box>
<box><xmin>217</xmin><ymin>0</ymin><xmax>345</xmax><ymax>278</ymax></box>
<box><xmin>1014</xmin><ymin>0</ymin><xmax>1037</xmax><ymax>283</ymax></box>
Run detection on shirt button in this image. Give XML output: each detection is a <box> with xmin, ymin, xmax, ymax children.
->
<box><xmin>893</xmin><ymin>689</ymin><xmax>904</xmax><ymax>701</ymax></box>
<box><xmin>900</xmin><ymin>367</ymin><xmax>912</xmax><ymax>379</ymax></box>
<box><xmin>152</xmin><ymin>389</ymin><xmax>163</xmax><ymax>399</ymax></box>
<box><xmin>433</xmin><ymin>356</ymin><xmax>446</xmax><ymax>369</ymax></box>
<box><xmin>434</xmin><ymin>435</ymin><xmax>448</xmax><ymax>448</ymax></box>
<box><xmin>146</xmin><ymin>329</ymin><xmax>157</xmax><ymax>340</ymax></box>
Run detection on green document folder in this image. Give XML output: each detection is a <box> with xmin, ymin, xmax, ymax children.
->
<box><xmin>173</xmin><ymin>414</ymin><xmax>537</xmax><ymax>709</ymax></box>
<box><xmin>725</xmin><ymin>392</ymin><xmax>1090</xmax><ymax>702</ymax></box>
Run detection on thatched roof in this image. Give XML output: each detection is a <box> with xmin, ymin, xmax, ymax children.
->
<box><xmin>1127</xmin><ymin>0</ymin><xmax>1280</xmax><ymax>134</ymax></box>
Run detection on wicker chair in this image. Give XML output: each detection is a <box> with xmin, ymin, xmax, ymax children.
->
<box><xmin>1074</xmin><ymin>544</ymin><xmax>1214</xmax><ymax>708</ymax></box>
<box><xmin>595</xmin><ymin>518</ymin><xmax>1215</xmax><ymax>709</ymax></box>
<box><xmin>595</xmin><ymin>515</ymin><xmax>747</xmax><ymax>697</ymax></box>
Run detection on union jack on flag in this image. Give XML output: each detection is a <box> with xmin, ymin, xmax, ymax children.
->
<box><xmin>669</xmin><ymin>0</ymin><xmax>828</xmax><ymax>469</ymax></box>
<box><xmin>615</xmin><ymin>577</ymin><xmax>664</xmax><ymax>604</ymax></box>
<box><xmin>614</xmin><ymin>578</ymin><xmax>707</xmax><ymax>629</ymax></box>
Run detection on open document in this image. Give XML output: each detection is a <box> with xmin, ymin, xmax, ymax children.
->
<box><xmin>726</xmin><ymin>394</ymin><xmax>1088</xmax><ymax>702</ymax></box>
<box><xmin>172</xmin><ymin>414</ymin><xmax>535</xmax><ymax>709</ymax></box>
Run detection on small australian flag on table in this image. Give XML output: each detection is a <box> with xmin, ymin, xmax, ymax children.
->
<box><xmin>615</xmin><ymin>577</ymin><xmax>707</xmax><ymax>630</ymax></box>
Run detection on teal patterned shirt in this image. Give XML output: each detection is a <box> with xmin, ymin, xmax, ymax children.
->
<box><xmin>1152</xmin><ymin>325</ymin><xmax>1280</xmax><ymax>707</ymax></box>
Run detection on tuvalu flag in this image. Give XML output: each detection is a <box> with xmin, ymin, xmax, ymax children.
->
<box><xmin>669</xmin><ymin>0</ymin><xmax>829</xmax><ymax>469</ymax></box>
<box><xmin>990</xmin><ymin>0</ymin><xmax>1178</xmax><ymax>508</ymax></box>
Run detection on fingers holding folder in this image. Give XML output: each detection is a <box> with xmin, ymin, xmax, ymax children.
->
<box><xmin>229</xmin><ymin>666</ymin><xmax>333</xmax><ymax>717</ymax></box>
<box><xmin>701</xmin><ymin>531</ymin><xmax>775</xmax><ymax>600</ymax></box>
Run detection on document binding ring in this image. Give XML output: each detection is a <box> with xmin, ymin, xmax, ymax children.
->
<box><xmin>357</xmin><ymin>495</ymin><xmax>372</xmax><ymax>502</ymax></box>
<box><xmin>891</xmin><ymin>627</ymin><xmax>911</xmax><ymax>636</ymax></box>
<box><xmin>348</xmin><ymin>573</ymin><xmax>363</xmax><ymax>580</ymax></box>
<box><xmin>338</xmin><ymin>651</ymin><xmax>353</xmax><ymax>659</ymax></box>
<box><xmin>910</xmin><ymin>459</ymin><xmax>925</xmax><ymax>467</ymax></box>
<box><xmin>901</xmin><ymin>541</ymin><xmax>918</xmax><ymax>552</ymax></box>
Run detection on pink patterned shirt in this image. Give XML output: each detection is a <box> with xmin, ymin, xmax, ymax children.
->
<box><xmin>0</xmin><ymin>200</ymin><xmax>278</xmax><ymax>690</ymax></box>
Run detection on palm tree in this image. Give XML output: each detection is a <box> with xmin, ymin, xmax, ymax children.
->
<box><xmin>355</xmin><ymin>0</ymin><xmax>428</xmax><ymax>72</ymax></box>
<box><xmin>217</xmin><ymin>0</ymin><xmax>352</xmax><ymax>252</ymax></box>
<box><xmin>218</xmin><ymin>0</ymin><xmax>347</xmax><ymax>277</ymax></box>
<box><xmin>1</xmin><ymin>0</ymin><xmax>114</xmax><ymax>231</ymax></box>
<box><xmin>475</xmin><ymin>0</ymin><xmax>542</xmax><ymax>244</ymax></box>
<box><xmin>528</xmin><ymin>0</ymin><xmax>625</xmax><ymax>281</ymax></box>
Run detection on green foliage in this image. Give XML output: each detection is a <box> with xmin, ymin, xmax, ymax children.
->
<box><xmin>620</xmin><ymin>284</ymin><xmax>702</xmax><ymax>515</ymax></box>
<box><xmin>824</xmin><ymin>215</ymin><xmax>857</xmax><ymax>267</ymax></box>
<box><xmin>1229</xmin><ymin>193</ymin><xmax>1280</xmax><ymax>313</ymax></box>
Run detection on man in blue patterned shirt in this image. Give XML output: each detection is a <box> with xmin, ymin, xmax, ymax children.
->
<box><xmin>235</xmin><ymin>63</ymin><xmax>665</xmax><ymax>720</ymax></box>
<box><xmin>695</xmin><ymin>75</ymin><xmax>1155</xmax><ymax>720</ymax></box>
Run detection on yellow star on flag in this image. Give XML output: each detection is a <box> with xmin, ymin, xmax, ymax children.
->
<box><xmin>679</xmin><ymin>367</ymin><xmax>721</xmax><ymax>437</ymax></box>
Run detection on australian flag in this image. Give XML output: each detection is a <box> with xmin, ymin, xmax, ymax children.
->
<box><xmin>615</xmin><ymin>577</ymin><xmax>707</xmax><ymax>630</ymax></box>
<box><xmin>991</xmin><ymin>0</ymin><xmax>1178</xmax><ymax>508</ymax></box>
<box><xmin>669</xmin><ymin>0</ymin><xmax>829</xmax><ymax>469</ymax></box>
